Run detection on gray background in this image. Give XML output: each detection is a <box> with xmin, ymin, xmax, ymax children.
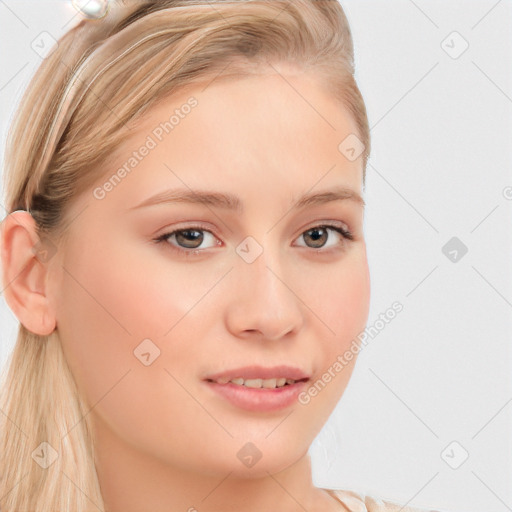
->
<box><xmin>1</xmin><ymin>1</ymin><xmax>511</xmax><ymax>512</ymax></box>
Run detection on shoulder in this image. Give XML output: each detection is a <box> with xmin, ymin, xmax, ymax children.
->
<box><xmin>325</xmin><ymin>488</ymin><xmax>445</xmax><ymax>512</ymax></box>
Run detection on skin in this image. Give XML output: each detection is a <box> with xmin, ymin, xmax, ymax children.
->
<box><xmin>1</xmin><ymin>62</ymin><xmax>370</xmax><ymax>512</ymax></box>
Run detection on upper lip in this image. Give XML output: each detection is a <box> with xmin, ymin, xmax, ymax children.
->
<box><xmin>204</xmin><ymin>365</ymin><xmax>310</xmax><ymax>382</ymax></box>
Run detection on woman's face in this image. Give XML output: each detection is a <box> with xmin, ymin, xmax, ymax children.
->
<box><xmin>50</xmin><ymin>64</ymin><xmax>370</xmax><ymax>477</ymax></box>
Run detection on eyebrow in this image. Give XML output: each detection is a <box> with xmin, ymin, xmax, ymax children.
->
<box><xmin>129</xmin><ymin>186</ymin><xmax>365</xmax><ymax>213</ymax></box>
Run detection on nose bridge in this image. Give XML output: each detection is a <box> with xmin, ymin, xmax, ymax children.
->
<box><xmin>247</xmin><ymin>247</ymin><xmax>286</xmax><ymax>301</ymax></box>
<box><xmin>225</xmin><ymin>236</ymin><xmax>303</xmax><ymax>339</ymax></box>
<box><xmin>239</xmin><ymin>239</ymin><xmax>288</xmax><ymax>306</ymax></box>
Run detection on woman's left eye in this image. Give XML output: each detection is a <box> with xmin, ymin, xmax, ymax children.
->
<box><xmin>294</xmin><ymin>224</ymin><xmax>354</xmax><ymax>250</ymax></box>
<box><xmin>154</xmin><ymin>223</ymin><xmax>353</xmax><ymax>256</ymax></box>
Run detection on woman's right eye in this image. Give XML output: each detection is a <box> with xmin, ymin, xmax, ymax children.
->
<box><xmin>155</xmin><ymin>226</ymin><xmax>221</xmax><ymax>254</ymax></box>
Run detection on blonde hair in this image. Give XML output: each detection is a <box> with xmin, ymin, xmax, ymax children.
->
<box><xmin>0</xmin><ymin>1</ymin><xmax>370</xmax><ymax>510</ymax></box>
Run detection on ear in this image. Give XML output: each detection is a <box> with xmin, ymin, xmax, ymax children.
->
<box><xmin>0</xmin><ymin>210</ymin><xmax>57</xmax><ymax>335</ymax></box>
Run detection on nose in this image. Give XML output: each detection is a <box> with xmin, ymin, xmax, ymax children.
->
<box><xmin>223</xmin><ymin>246</ymin><xmax>304</xmax><ymax>341</ymax></box>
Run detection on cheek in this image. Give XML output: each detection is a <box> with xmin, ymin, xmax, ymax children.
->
<box><xmin>54</xmin><ymin>240</ymin><xmax>204</xmax><ymax>453</ymax></box>
<box><xmin>59</xmin><ymin>236</ymin><xmax>206</xmax><ymax>340</ymax></box>
<box><xmin>55</xmin><ymin>243</ymin><xmax>136</xmax><ymax>409</ymax></box>
<box><xmin>297</xmin><ymin>252</ymin><xmax>370</xmax><ymax>418</ymax></box>
<box><xmin>55</xmin><ymin>235</ymin><xmax>221</xmax><ymax>407</ymax></box>
<box><xmin>310</xmin><ymin>249</ymin><xmax>371</xmax><ymax>348</ymax></box>
<box><xmin>335</xmin><ymin>260</ymin><xmax>370</xmax><ymax>334</ymax></box>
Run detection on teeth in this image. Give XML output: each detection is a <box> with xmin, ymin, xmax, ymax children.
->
<box><xmin>244</xmin><ymin>378</ymin><xmax>264</xmax><ymax>388</ymax></box>
<box><xmin>215</xmin><ymin>377</ymin><xmax>298</xmax><ymax>388</ymax></box>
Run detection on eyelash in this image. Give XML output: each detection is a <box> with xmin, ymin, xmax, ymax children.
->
<box><xmin>154</xmin><ymin>222</ymin><xmax>354</xmax><ymax>258</ymax></box>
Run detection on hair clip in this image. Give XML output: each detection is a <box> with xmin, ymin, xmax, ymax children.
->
<box><xmin>71</xmin><ymin>0</ymin><xmax>111</xmax><ymax>19</ymax></box>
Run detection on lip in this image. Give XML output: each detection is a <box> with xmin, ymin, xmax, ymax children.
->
<box><xmin>204</xmin><ymin>365</ymin><xmax>310</xmax><ymax>382</ymax></box>
<box><xmin>203</xmin><ymin>380</ymin><xmax>309</xmax><ymax>412</ymax></box>
<box><xmin>203</xmin><ymin>365</ymin><xmax>310</xmax><ymax>413</ymax></box>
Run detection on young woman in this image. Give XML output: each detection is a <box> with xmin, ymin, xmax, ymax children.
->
<box><xmin>0</xmin><ymin>1</ymin><xmax>443</xmax><ymax>511</ymax></box>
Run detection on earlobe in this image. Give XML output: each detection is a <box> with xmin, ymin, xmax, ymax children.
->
<box><xmin>0</xmin><ymin>210</ymin><xmax>57</xmax><ymax>336</ymax></box>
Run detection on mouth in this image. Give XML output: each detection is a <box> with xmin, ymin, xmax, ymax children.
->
<box><xmin>205</xmin><ymin>376</ymin><xmax>309</xmax><ymax>388</ymax></box>
<box><xmin>204</xmin><ymin>364</ymin><xmax>310</xmax><ymax>386</ymax></box>
<box><xmin>203</xmin><ymin>365</ymin><xmax>310</xmax><ymax>412</ymax></box>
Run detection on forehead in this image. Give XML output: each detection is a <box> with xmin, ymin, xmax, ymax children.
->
<box><xmin>89</xmin><ymin>69</ymin><xmax>363</xmax><ymax>213</ymax></box>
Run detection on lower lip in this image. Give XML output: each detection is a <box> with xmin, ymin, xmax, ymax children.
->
<box><xmin>204</xmin><ymin>380</ymin><xmax>309</xmax><ymax>412</ymax></box>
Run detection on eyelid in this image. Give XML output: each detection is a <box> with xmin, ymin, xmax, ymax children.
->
<box><xmin>299</xmin><ymin>219</ymin><xmax>352</xmax><ymax>239</ymax></box>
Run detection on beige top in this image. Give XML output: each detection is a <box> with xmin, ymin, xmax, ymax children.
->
<box><xmin>325</xmin><ymin>488</ymin><xmax>443</xmax><ymax>512</ymax></box>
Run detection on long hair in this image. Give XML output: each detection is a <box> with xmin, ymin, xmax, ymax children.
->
<box><xmin>0</xmin><ymin>1</ymin><xmax>370</xmax><ymax>510</ymax></box>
